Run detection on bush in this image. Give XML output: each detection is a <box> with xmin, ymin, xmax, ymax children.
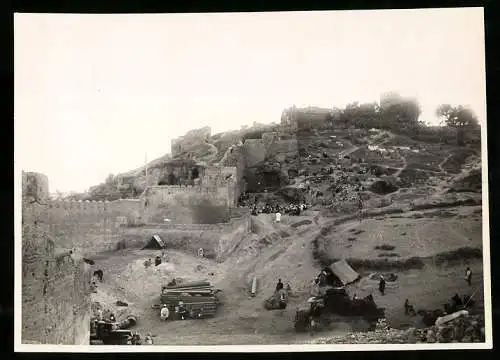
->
<box><xmin>346</xmin><ymin>256</ymin><xmax>425</xmax><ymax>271</ymax></box>
<box><xmin>378</xmin><ymin>253</ymin><xmax>400</xmax><ymax>257</ymax></box>
<box><xmin>441</xmin><ymin>148</ymin><xmax>477</xmax><ymax>174</ymax></box>
<box><xmin>369</xmin><ymin>179</ymin><xmax>399</xmax><ymax>195</ymax></box>
<box><xmin>375</xmin><ymin>244</ymin><xmax>396</xmax><ymax>251</ymax></box>
<box><xmin>434</xmin><ymin>247</ymin><xmax>482</xmax><ymax>265</ymax></box>
<box><xmin>411</xmin><ymin>198</ymin><xmax>480</xmax><ymax>211</ymax></box>
<box><xmin>398</xmin><ymin>168</ymin><xmax>430</xmax><ymax>187</ymax></box>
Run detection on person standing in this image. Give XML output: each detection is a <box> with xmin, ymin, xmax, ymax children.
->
<box><xmin>276</xmin><ymin>278</ymin><xmax>284</xmax><ymax>292</ymax></box>
<box><xmin>465</xmin><ymin>267</ymin><xmax>472</xmax><ymax>286</ymax></box>
<box><xmin>357</xmin><ymin>195</ymin><xmax>363</xmax><ymax>223</ymax></box>
<box><xmin>379</xmin><ymin>275</ymin><xmax>386</xmax><ymax>295</ymax></box>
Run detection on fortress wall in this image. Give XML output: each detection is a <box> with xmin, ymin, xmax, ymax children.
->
<box><xmin>45</xmin><ymin>200</ymin><xmax>134</xmax><ymax>255</ymax></box>
<box><xmin>22</xmin><ymin>190</ymin><xmax>91</xmax><ymax>344</ymax></box>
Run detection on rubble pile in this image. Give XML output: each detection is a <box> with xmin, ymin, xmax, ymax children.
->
<box><xmin>422</xmin><ymin>314</ymin><xmax>485</xmax><ymax>343</ymax></box>
<box><xmin>310</xmin><ymin>314</ymin><xmax>485</xmax><ymax>344</ymax></box>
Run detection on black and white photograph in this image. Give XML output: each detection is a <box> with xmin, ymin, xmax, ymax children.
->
<box><xmin>14</xmin><ymin>8</ymin><xmax>491</xmax><ymax>351</ymax></box>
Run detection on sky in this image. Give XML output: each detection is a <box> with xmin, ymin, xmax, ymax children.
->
<box><xmin>15</xmin><ymin>8</ymin><xmax>486</xmax><ymax>194</ymax></box>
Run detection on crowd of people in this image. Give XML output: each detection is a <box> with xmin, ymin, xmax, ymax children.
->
<box><xmin>250</xmin><ymin>202</ymin><xmax>309</xmax><ymax>216</ymax></box>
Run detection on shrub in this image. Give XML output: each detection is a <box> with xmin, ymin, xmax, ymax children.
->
<box><xmin>441</xmin><ymin>148</ymin><xmax>477</xmax><ymax>174</ymax></box>
<box><xmin>398</xmin><ymin>168</ymin><xmax>430</xmax><ymax>187</ymax></box>
<box><xmin>291</xmin><ymin>219</ymin><xmax>312</xmax><ymax>228</ymax></box>
<box><xmin>347</xmin><ymin>256</ymin><xmax>425</xmax><ymax>271</ymax></box>
<box><xmin>369</xmin><ymin>179</ymin><xmax>399</xmax><ymax>195</ymax></box>
<box><xmin>375</xmin><ymin>244</ymin><xmax>396</xmax><ymax>251</ymax></box>
<box><xmin>434</xmin><ymin>247</ymin><xmax>482</xmax><ymax>265</ymax></box>
<box><xmin>378</xmin><ymin>252</ymin><xmax>400</xmax><ymax>257</ymax></box>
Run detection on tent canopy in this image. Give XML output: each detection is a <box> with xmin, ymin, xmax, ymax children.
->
<box><xmin>142</xmin><ymin>234</ymin><xmax>166</xmax><ymax>249</ymax></box>
<box><xmin>329</xmin><ymin>259</ymin><xmax>360</xmax><ymax>286</ymax></box>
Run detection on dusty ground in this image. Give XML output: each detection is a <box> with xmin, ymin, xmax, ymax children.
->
<box><xmin>325</xmin><ymin>205</ymin><xmax>483</xmax><ymax>260</ymax></box>
<box><xmin>89</xmin><ymin>207</ymin><xmax>485</xmax><ymax>345</ymax></box>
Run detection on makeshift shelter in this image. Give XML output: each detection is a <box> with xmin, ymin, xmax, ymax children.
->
<box><xmin>329</xmin><ymin>259</ymin><xmax>360</xmax><ymax>286</ymax></box>
<box><xmin>142</xmin><ymin>235</ymin><xmax>166</xmax><ymax>250</ymax></box>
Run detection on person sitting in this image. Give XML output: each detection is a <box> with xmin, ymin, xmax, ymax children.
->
<box><xmin>155</xmin><ymin>256</ymin><xmax>162</xmax><ymax>267</ymax></box>
<box><xmin>278</xmin><ymin>291</ymin><xmax>287</xmax><ymax>309</ymax></box>
<box><xmin>144</xmin><ymin>333</ymin><xmax>153</xmax><ymax>345</ymax></box>
<box><xmin>176</xmin><ymin>301</ymin><xmax>188</xmax><ymax>320</ymax></box>
<box><xmin>160</xmin><ymin>304</ymin><xmax>169</xmax><ymax>321</ymax></box>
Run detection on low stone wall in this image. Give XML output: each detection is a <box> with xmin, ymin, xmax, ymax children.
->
<box><xmin>122</xmin><ymin>209</ymin><xmax>251</xmax><ymax>261</ymax></box>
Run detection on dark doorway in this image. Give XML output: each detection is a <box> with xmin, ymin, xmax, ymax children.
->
<box><xmin>168</xmin><ymin>173</ymin><xmax>177</xmax><ymax>185</ymax></box>
<box><xmin>191</xmin><ymin>168</ymin><xmax>199</xmax><ymax>180</ymax></box>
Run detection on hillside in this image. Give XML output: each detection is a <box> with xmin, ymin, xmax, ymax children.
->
<box><xmin>82</xmin><ymin>114</ymin><xmax>485</xmax><ymax>345</ymax></box>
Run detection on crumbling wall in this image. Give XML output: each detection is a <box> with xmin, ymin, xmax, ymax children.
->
<box><xmin>219</xmin><ymin>144</ymin><xmax>247</xmax><ymax>194</ymax></box>
<box><xmin>268</xmin><ymin>139</ymin><xmax>298</xmax><ymax>156</ymax></box>
<box><xmin>243</xmin><ymin>139</ymin><xmax>267</xmax><ymax>167</ymax></box>
<box><xmin>122</xmin><ymin>209</ymin><xmax>251</xmax><ymax>261</ymax></box>
<box><xmin>22</xmin><ymin>173</ymin><xmax>91</xmax><ymax>345</ymax></box>
<box><xmin>144</xmin><ymin>165</ymin><xmax>239</xmax><ymax>221</ymax></box>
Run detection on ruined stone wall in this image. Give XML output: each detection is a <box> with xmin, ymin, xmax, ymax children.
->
<box><xmin>144</xmin><ymin>165</ymin><xmax>239</xmax><ymax>222</ymax></box>
<box><xmin>46</xmin><ymin>199</ymin><xmax>144</xmax><ymax>255</ymax></box>
<box><xmin>121</xmin><ymin>208</ymin><xmax>251</xmax><ymax>261</ymax></box>
<box><xmin>220</xmin><ymin>145</ymin><xmax>246</xmax><ymax>197</ymax></box>
<box><xmin>22</xmin><ymin>174</ymin><xmax>91</xmax><ymax>345</ymax></box>
<box><xmin>243</xmin><ymin>139</ymin><xmax>267</xmax><ymax>167</ymax></box>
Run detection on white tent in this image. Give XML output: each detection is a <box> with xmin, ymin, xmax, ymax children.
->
<box><xmin>329</xmin><ymin>259</ymin><xmax>360</xmax><ymax>286</ymax></box>
<box><xmin>142</xmin><ymin>234</ymin><xmax>166</xmax><ymax>249</ymax></box>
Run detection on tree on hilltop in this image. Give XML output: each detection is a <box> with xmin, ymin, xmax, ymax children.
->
<box><xmin>379</xmin><ymin>92</ymin><xmax>421</xmax><ymax>130</ymax></box>
<box><xmin>436</xmin><ymin>104</ymin><xmax>479</xmax><ymax>128</ymax></box>
<box><xmin>436</xmin><ymin>104</ymin><xmax>480</xmax><ymax>146</ymax></box>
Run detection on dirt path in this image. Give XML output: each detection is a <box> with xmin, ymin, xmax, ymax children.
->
<box><xmin>438</xmin><ymin>153</ymin><xmax>453</xmax><ymax>173</ymax></box>
<box><xmin>392</xmin><ymin>153</ymin><xmax>408</xmax><ymax>178</ymax></box>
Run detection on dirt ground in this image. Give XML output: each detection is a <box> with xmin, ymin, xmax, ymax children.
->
<box><xmin>89</xmin><ymin>207</ymin><xmax>485</xmax><ymax>345</ymax></box>
<box><xmin>325</xmin><ymin>205</ymin><xmax>483</xmax><ymax>260</ymax></box>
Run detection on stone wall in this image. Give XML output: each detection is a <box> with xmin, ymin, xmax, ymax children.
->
<box><xmin>122</xmin><ymin>208</ymin><xmax>251</xmax><ymax>261</ymax></box>
<box><xmin>46</xmin><ymin>199</ymin><xmax>144</xmax><ymax>255</ymax></box>
<box><xmin>243</xmin><ymin>139</ymin><xmax>267</xmax><ymax>167</ymax></box>
<box><xmin>22</xmin><ymin>175</ymin><xmax>91</xmax><ymax>345</ymax></box>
